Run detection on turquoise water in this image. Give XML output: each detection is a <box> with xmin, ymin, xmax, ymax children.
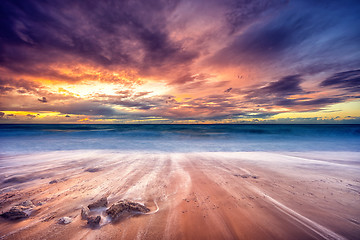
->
<box><xmin>0</xmin><ymin>124</ymin><xmax>359</xmax><ymax>154</ymax></box>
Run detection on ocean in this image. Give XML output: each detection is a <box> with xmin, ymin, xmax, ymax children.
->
<box><xmin>1</xmin><ymin>124</ymin><xmax>360</xmax><ymax>240</ymax></box>
<box><xmin>1</xmin><ymin>124</ymin><xmax>359</xmax><ymax>154</ymax></box>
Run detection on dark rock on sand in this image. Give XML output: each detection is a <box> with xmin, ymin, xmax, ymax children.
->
<box><xmin>85</xmin><ymin>167</ymin><xmax>101</xmax><ymax>173</ymax></box>
<box><xmin>234</xmin><ymin>174</ymin><xmax>249</xmax><ymax>178</ymax></box>
<box><xmin>0</xmin><ymin>200</ymin><xmax>35</xmax><ymax>220</ymax></box>
<box><xmin>2</xmin><ymin>193</ymin><xmax>15</xmax><ymax>199</ymax></box>
<box><xmin>234</xmin><ymin>174</ymin><xmax>259</xmax><ymax>179</ymax></box>
<box><xmin>87</xmin><ymin>216</ymin><xmax>101</xmax><ymax>226</ymax></box>
<box><xmin>1</xmin><ymin>206</ymin><xmax>31</xmax><ymax>220</ymax></box>
<box><xmin>88</xmin><ymin>197</ymin><xmax>108</xmax><ymax>209</ymax></box>
<box><xmin>81</xmin><ymin>206</ymin><xmax>90</xmax><ymax>220</ymax></box>
<box><xmin>49</xmin><ymin>179</ymin><xmax>58</xmax><ymax>184</ymax></box>
<box><xmin>106</xmin><ymin>199</ymin><xmax>150</xmax><ymax>219</ymax></box>
<box><xmin>58</xmin><ymin>217</ymin><xmax>72</xmax><ymax>224</ymax></box>
<box><xmin>21</xmin><ymin>200</ymin><xmax>35</xmax><ymax>207</ymax></box>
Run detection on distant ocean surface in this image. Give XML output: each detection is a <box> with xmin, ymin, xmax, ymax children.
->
<box><xmin>1</xmin><ymin>124</ymin><xmax>360</xmax><ymax>154</ymax></box>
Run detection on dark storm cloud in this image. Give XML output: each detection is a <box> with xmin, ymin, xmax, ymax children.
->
<box><xmin>0</xmin><ymin>93</ymin><xmax>119</xmax><ymax>116</ymax></box>
<box><xmin>320</xmin><ymin>69</ymin><xmax>360</xmax><ymax>92</ymax></box>
<box><xmin>211</xmin><ymin>3</ymin><xmax>316</xmax><ymax>64</ymax></box>
<box><xmin>226</xmin><ymin>0</ymin><xmax>287</xmax><ymax>33</ymax></box>
<box><xmin>236</xmin><ymin>14</ymin><xmax>311</xmax><ymax>56</ymax></box>
<box><xmin>247</xmin><ymin>75</ymin><xmax>304</xmax><ymax>99</ymax></box>
<box><xmin>259</xmin><ymin>75</ymin><xmax>304</xmax><ymax>96</ymax></box>
<box><xmin>57</xmin><ymin>102</ymin><xmax>118</xmax><ymax>116</ymax></box>
<box><xmin>298</xmin><ymin>97</ymin><xmax>346</xmax><ymax>106</ymax></box>
<box><xmin>171</xmin><ymin>73</ymin><xmax>211</xmax><ymax>85</ymax></box>
<box><xmin>244</xmin><ymin>74</ymin><xmax>352</xmax><ymax>111</ymax></box>
<box><xmin>0</xmin><ymin>86</ymin><xmax>14</xmax><ymax>94</ymax></box>
<box><xmin>172</xmin><ymin>74</ymin><xmax>196</xmax><ymax>85</ymax></box>
<box><xmin>38</xmin><ymin>97</ymin><xmax>47</xmax><ymax>103</ymax></box>
<box><xmin>98</xmin><ymin>94</ymin><xmax>174</xmax><ymax>110</ymax></box>
<box><xmin>2</xmin><ymin>0</ymin><xmax>359</xmax><ymax>82</ymax></box>
<box><xmin>274</xmin><ymin>97</ymin><xmax>346</xmax><ymax>108</ymax></box>
<box><xmin>110</xmin><ymin>100</ymin><xmax>154</xmax><ymax>110</ymax></box>
<box><xmin>1</xmin><ymin>0</ymin><xmax>360</xmax><ymax>123</ymax></box>
<box><xmin>0</xmin><ymin>0</ymin><xmax>196</xmax><ymax>78</ymax></box>
<box><xmin>0</xmin><ymin>78</ymin><xmax>41</xmax><ymax>94</ymax></box>
<box><xmin>224</xmin><ymin>88</ymin><xmax>232</xmax><ymax>93</ymax></box>
<box><xmin>210</xmin><ymin>0</ymin><xmax>360</xmax><ymax>72</ymax></box>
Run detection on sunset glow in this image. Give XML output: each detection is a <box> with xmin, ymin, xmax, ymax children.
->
<box><xmin>1</xmin><ymin>0</ymin><xmax>359</xmax><ymax>124</ymax></box>
<box><xmin>1</xmin><ymin>2</ymin><xmax>360</xmax><ymax>239</ymax></box>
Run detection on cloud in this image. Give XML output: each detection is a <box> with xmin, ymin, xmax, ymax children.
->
<box><xmin>210</xmin><ymin>4</ymin><xmax>316</xmax><ymax>65</ymax></box>
<box><xmin>38</xmin><ymin>97</ymin><xmax>47</xmax><ymax>103</ymax></box>
<box><xmin>243</xmin><ymin>75</ymin><xmax>305</xmax><ymax>105</ymax></box>
<box><xmin>257</xmin><ymin>75</ymin><xmax>304</xmax><ymax>96</ymax></box>
<box><xmin>274</xmin><ymin>97</ymin><xmax>346</xmax><ymax>108</ymax></box>
<box><xmin>224</xmin><ymin>87</ymin><xmax>232</xmax><ymax>93</ymax></box>
<box><xmin>56</xmin><ymin>102</ymin><xmax>118</xmax><ymax>116</ymax></box>
<box><xmin>0</xmin><ymin>77</ymin><xmax>42</xmax><ymax>94</ymax></box>
<box><xmin>97</xmin><ymin>93</ymin><xmax>173</xmax><ymax>111</ymax></box>
<box><xmin>244</xmin><ymin>74</ymin><xmax>351</xmax><ymax>111</ymax></box>
<box><xmin>226</xmin><ymin>0</ymin><xmax>286</xmax><ymax>33</ymax></box>
<box><xmin>170</xmin><ymin>73</ymin><xmax>212</xmax><ymax>86</ymax></box>
<box><xmin>320</xmin><ymin>69</ymin><xmax>360</xmax><ymax>92</ymax></box>
<box><xmin>209</xmin><ymin>0</ymin><xmax>360</xmax><ymax>75</ymax></box>
<box><xmin>1</xmin><ymin>0</ymin><xmax>360</xmax><ymax>123</ymax></box>
<box><xmin>0</xmin><ymin>86</ymin><xmax>14</xmax><ymax>94</ymax></box>
<box><xmin>0</xmin><ymin>0</ymin><xmax>198</xmax><ymax>81</ymax></box>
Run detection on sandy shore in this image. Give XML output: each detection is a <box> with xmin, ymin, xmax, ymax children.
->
<box><xmin>0</xmin><ymin>151</ymin><xmax>359</xmax><ymax>239</ymax></box>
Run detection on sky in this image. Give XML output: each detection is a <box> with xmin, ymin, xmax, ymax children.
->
<box><xmin>0</xmin><ymin>0</ymin><xmax>360</xmax><ymax>124</ymax></box>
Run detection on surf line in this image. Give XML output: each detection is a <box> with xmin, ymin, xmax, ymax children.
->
<box><xmin>251</xmin><ymin>186</ymin><xmax>347</xmax><ymax>240</ymax></box>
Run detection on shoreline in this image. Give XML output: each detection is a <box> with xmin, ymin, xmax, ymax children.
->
<box><xmin>1</xmin><ymin>151</ymin><xmax>359</xmax><ymax>239</ymax></box>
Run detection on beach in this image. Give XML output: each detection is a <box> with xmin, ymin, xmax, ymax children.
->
<box><xmin>1</xmin><ymin>150</ymin><xmax>359</xmax><ymax>239</ymax></box>
<box><xmin>2</xmin><ymin>0</ymin><xmax>360</xmax><ymax>238</ymax></box>
<box><xmin>1</xmin><ymin>0</ymin><xmax>359</xmax><ymax>237</ymax></box>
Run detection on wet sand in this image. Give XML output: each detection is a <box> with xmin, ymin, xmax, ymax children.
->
<box><xmin>0</xmin><ymin>151</ymin><xmax>359</xmax><ymax>239</ymax></box>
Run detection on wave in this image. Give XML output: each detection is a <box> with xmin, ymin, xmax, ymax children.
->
<box><xmin>1</xmin><ymin>124</ymin><xmax>360</xmax><ymax>154</ymax></box>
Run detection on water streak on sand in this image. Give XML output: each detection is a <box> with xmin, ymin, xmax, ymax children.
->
<box><xmin>251</xmin><ymin>186</ymin><xmax>348</xmax><ymax>240</ymax></box>
<box><xmin>0</xmin><ymin>151</ymin><xmax>359</xmax><ymax>239</ymax></box>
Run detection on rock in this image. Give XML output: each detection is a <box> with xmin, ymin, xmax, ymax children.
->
<box><xmin>49</xmin><ymin>179</ymin><xmax>58</xmax><ymax>184</ymax></box>
<box><xmin>3</xmin><ymin>193</ymin><xmax>15</xmax><ymax>199</ymax></box>
<box><xmin>20</xmin><ymin>200</ymin><xmax>35</xmax><ymax>208</ymax></box>
<box><xmin>87</xmin><ymin>216</ymin><xmax>101</xmax><ymax>226</ymax></box>
<box><xmin>0</xmin><ymin>206</ymin><xmax>31</xmax><ymax>220</ymax></box>
<box><xmin>85</xmin><ymin>167</ymin><xmax>101</xmax><ymax>173</ymax></box>
<box><xmin>58</xmin><ymin>217</ymin><xmax>72</xmax><ymax>224</ymax></box>
<box><xmin>81</xmin><ymin>206</ymin><xmax>90</xmax><ymax>220</ymax></box>
<box><xmin>234</xmin><ymin>174</ymin><xmax>258</xmax><ymax>179</ymax></box>
<box><xmin>88</xmin><ymin>197</ymin><xmax>107</xmax><ymax>209</ymax></box>
<box><xmin>0</xmin><ymin>200</ymin><xmax>35</xmax><ymax>220</ymax></box>
<box><xmin>106</xmin><ymin>199</ymin><xmax>150</xmax><ymax>219</ymax></box>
